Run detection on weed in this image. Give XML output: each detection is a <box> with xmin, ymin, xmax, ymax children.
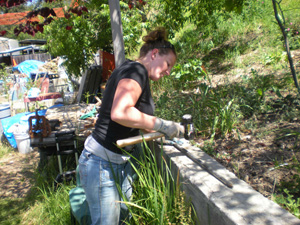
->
<box><xmin>277</xmin><ymin>157</ymin><xmax>300</xmax><ymax>197</ymax></box>
<box><xmin>273</xmin><ymin>189</ymin><xmax>300</xmax><ymax>219</ymax></box>
<box><xmin>123</xmin><ymin>142</ymin><xmax>195</xmax><ymax>224</ymax></box>
<box><xmin>171</xmin><ymin>58</ymin><xmax>208</xmax><ymax>89</ymax></box>
<box><xmin>0</xmin><ymin>142</ymin><xmax>14</xmax><ymax>159</ymax></box>
<box><xmin>201</xmin><ymin>141</ymin><xmax>216</xmax><ymax>157</ymax></box>
<box><xmin>232</xmin><ymin>163</ymin><xmax>240</xmax><ymax>179</ymax></box>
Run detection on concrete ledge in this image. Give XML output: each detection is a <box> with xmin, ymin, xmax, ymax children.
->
<box><xmin>152</xmin><ymin>141</ymin><xmax>300</xmax><ymax>225</ymax></box>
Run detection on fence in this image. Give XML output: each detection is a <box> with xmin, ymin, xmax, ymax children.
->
<box><xmin>12</xmin><ymin>53</ymin><xmax>52</xmax><ymax>65</ymax></box>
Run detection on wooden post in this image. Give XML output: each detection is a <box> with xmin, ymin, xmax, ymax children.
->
<box><xmin>109</xmin><ymin>0</ymin><xmax>126</xmax><ymax>68</ymax></box>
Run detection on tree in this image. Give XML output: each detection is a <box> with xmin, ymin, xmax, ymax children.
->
<box><xmin>0</xmin><ymin>0</ymin><xmax>89</xmax><ymax>37</ymax></box>
<box><xmin>272</xmin><ymin>0</ymin><xmax>299</xmax><ymax>94</ymax></box>
<box><xmin>44</xmin><ymin>1</ymin><xmax>112</xmax><ymax>77</ymax></box>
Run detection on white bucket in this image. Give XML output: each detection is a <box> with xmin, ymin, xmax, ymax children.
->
<box><xmin>13</xmin><ymin>132</ymin><xmax>32</xmax><ymax>154</ymax></box>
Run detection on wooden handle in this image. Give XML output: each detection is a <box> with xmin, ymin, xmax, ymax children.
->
<box><xmin>116</xmin><ymin>132</ymin><xmax>165</xmax><ymax>148</ymax></box>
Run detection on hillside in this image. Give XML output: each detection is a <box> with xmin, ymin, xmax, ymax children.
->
<box><xmin>200</xmin><ymin>47</ymin><xmax>300</xmax><ymax>198</ymax></box>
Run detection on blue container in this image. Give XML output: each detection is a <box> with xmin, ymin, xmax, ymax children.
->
<box><xmin>0</xmin><ymin>103</ymin><xmax>11</xmax><ymax>134</ymax></box>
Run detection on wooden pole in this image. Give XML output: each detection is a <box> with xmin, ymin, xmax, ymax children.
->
<box><xmin>109</xmin><ymin>0</ymin><xmax>126</xmax><ymax>68</ymax></box>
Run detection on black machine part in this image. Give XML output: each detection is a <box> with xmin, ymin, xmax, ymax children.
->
<box><xmin>181</xmin><ymin>114</ymin><xmax>195</xmax><ymax>140</ymax></box>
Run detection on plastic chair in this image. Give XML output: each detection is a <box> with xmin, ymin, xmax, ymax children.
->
<box><xmin>69</xmin><ymin>166</ymin><xmax>91</xmax><ymax>225</ymax></box>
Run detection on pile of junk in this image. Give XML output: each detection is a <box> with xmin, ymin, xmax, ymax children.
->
<box><xmin>4</xmin><ymin>58</ymin><xmax>75</xmax><ymax>107</ymax></box>
<box><xmin>0</xmin><ymin>57</ymin><xmax>104</xmax><ymax>156</ymax></box>
<box><xmin>0</xmin><ymin>51</ymin><xmax>114</xmax><ymax>159</ymax></box>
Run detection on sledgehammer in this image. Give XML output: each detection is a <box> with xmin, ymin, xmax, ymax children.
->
<box><xmin>116</xmin><ymin>115</ymin><xmax>233</xmax><ymax>188</ymax></box>
<box><xmin>117</xmin><ymin>114</ymin><xmax>194</xmax><ymax>148</ymax></box>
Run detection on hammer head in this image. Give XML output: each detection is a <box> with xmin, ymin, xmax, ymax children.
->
<box><xmin>182</xmin><ymin>114</ymin><xmax>195</xmax><ymax>140</ymax></box>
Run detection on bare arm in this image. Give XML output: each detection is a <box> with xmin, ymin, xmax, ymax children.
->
<box><xmin>111</xmin><ymin>78</ymin><xmax>156</xmax><ymax>130</ymax></box>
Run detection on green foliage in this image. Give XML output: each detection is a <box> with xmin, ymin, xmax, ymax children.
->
<box><xmin>119</xmin><ymin>1</ymin><xmax>150</xmax><ymax>56</ymax></box>
<box><xmin>0</xmin><ymin>63</ymin><xmax>11</xmax><ymax>98</ymax></box>
<box><xmin>273</xmin><ymin>189</ymin><xmax>300</xmax><ymax>219</ymax></box>
<box><xmin>229</xmin><ymin>69</ymin><xmax>276</xmax><ymax>118</ymax></box>
<box><xmin>31</xmin><ymin>186</ymin><xmax>73</xmax><ymax>225</ymax></box>
<box><xmin>153</xmin><ymin>78</ymin><xmax>242</xmax><ymax>139</ymax></box>
<box><xmin>276</xmin><ymin>156</ymin><xmax>300</xmax><ymax>197</ymax></box>
<box><xmin>44</xmin><ymin>2</ymin><xmax>112</xmax><ymax>78</ymax></box>
<box><xmin>0</xmin><ymin>143</ymin><xmax>14</xmax><ymax>159</ymax></box>
<box><xmin>286</xmin><ymin>21</ymin><xmax>300</xmax><ymax>50</ymax></box>
<box><xmin>0</xmin><ymin>198</ymin><xmax>25</xmax><ymax>225</ymax></box>
<box><xmin>139</xmin><ymin>0</ymin><xmax>188</xmax><ymax>38</ymax></box>
<box><xmin>189</xmin><ymin>0</ymin><xmax>227</xmax><ymax>28</ymax></box>
<box><xmin>123</xmin><ymin>142</ymin><xmax>195</xmax><ymax>224</ymax></box>
<box><xmin>171</xmin><ymin>59</ymin><xmax>207</xmax><ymax>87</ymax></box>
<box><xmin>153</xmin><ymin>81</ymin><xmax>187</xmax><ymax>122</ymax></box>
<box><xmin>263</xmin><ymin>50</ymin><xmax>287</xmax><ymax>66</ymax></box>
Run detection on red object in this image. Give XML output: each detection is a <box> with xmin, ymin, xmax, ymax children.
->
<box><xmin>37</xmin><ymin>77</ymin><xmax>50</xmax><ymax>94</ymax></box>
<box><xmin>24</xmin><ymin>92</ymin><xmax>62</xmax><ymax>103</ymax></box>
<box><xmin>101</xmin><ymin>51</ymin><xmax>115</xmax><ymax>82</ymax></box>
<box><xmin>12</xmin><ymin>59</ymin><xmax>17</xmax><ymax>67</ymax></box>
<box><xmin>0</xmin><ymin>30</ymin><xmax>7</xmax><ymax>36</ymax></box>
<box><xmin>0</xmin><ymin>8</ymin><xmax>64</xmax><ymax>26</ymax></box>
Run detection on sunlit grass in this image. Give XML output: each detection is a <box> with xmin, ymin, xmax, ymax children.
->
<box><xmin>122</xmin><ymin>142</ymin><xmax>195</xmax><ymax>225</ymax></box>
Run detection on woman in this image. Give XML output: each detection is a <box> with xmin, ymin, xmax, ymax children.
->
<box><xmin>79</xmin><ymin>27</ymin><xmax>184</xmax><ymax>225</ymax></box>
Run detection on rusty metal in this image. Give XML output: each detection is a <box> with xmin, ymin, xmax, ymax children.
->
<box><xmin>28</xmin><ymin>108</ymin><xmax>51</xmax><ymax>141</ymax></box>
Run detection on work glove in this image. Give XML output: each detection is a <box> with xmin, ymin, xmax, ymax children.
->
<box><xmin>153</xmin><ymin>118</ymin><xmax>184</xmax><ymax>139</ymax></box>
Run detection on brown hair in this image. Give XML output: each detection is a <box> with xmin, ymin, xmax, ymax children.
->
<box><xmin>139</xmin><ymin>27</ymin><xmax>176</xmax><ymax>58</ymax></box>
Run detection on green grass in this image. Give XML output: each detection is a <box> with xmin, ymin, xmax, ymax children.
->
<box><xmin>0</xmin><ymin>143</ymin><xmax>14</xmax><ymax>159</ymax></box>
<box><xmin>123</xmin><ymin>142</ymin><xmax>195</xmax><ymax>224</ymax></box>
<box><xmin>21</xmin><ymin>185</ymin><xmax>73</xmax><ymax>225</ymax></box>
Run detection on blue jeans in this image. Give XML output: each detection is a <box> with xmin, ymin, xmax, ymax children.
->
<box><xmin>79</xmin><ymin>148</ymin><xmax>137</xmax><ymax>225</ymax></box>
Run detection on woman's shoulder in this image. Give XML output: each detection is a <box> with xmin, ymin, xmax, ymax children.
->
<box><xmin>121</xmin><ymin>60</ymin><xmax>147</xmax><ymax>74</ymax></box>
<box><xmin>124</xmin><ymin>59</ymin><xmax>145</xmax><ymax>68</ymax></box>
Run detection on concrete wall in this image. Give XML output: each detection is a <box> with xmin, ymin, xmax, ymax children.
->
<box><xmin>152</xmin><ymin>141</ymin><xmax>300</xmax><ymax>225</ymax></box>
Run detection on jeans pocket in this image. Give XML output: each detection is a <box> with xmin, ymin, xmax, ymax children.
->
<box><xmin>79</xmin><ymin>149</ymin><xmax>91</xmax><ymax>187</ymax></box>
<box><xmin>100</xmin><ymin>161</ymin><xmax>124</xmax><ymax>188</ymax></box>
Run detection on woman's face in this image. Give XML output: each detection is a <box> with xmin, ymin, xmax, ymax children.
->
<box><xmin>148</xmin><ymin>49</ymin><xmax>176</xmax><ymax>81</ymax></box>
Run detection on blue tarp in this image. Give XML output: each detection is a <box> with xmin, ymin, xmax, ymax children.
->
<box><xmin>12</xmin><ymin>60</ymin><xmax>45</xmax><ymax>77</ymax></box>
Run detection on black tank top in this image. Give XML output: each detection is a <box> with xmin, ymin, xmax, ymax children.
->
<box><xmin>92</xmin><ymin>60</ymin><xmax>155</xmax><ymax>154</ymax></box>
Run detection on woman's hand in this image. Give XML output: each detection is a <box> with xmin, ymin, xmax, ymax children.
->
<box><xmin>153</xmin><ymin>118</ymin><xmax>184</xmax><ymax>139</ymax></box>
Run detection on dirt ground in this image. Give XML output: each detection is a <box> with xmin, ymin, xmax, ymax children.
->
<box><xmin>196</xmin><ymin>122</ymin><xmax>300</xmax><ymax>198</ymax></box>
<box><xmin>0</xmin><ymin>148</ymin><xmax>39</xmax><ymax>199</ymax></box>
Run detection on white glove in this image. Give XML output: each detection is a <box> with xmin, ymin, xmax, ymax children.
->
<box><xmin>153</xmin><ymin>118</ymin><xmax>184</xmax><ymax>139</ymax></box>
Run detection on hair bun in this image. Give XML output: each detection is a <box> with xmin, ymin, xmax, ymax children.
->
<box><xmin>142</xmin><ymin>27</ymin><xmax>168</xmax><ymax>43</ymax></box>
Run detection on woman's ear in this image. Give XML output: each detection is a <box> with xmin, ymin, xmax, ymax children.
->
<box><xmin>151</xmin><ymin>48</ymin><xmax>159</xmax><ymax>60</ymax></box>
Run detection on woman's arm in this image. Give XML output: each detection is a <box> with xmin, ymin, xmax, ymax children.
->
<box><xmin>111</xmin><ymin>78</ymin><xmax>156</xmax><ymax>130</ymax></box>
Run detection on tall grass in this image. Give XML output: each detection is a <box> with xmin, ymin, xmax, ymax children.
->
<box><xmin>122</xmin><ymin>142</ymin><xmax>195</xmax><ymax>225</ymax></box>
<box><xmin>0</xmin><ymin>142</ymin><xmax>14</xmax><ymax>158</ymax></box>
<box><xmin>22</xmin><ymin>185</ymin><xmax>73</xmax><ymax>225</ymax></box>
